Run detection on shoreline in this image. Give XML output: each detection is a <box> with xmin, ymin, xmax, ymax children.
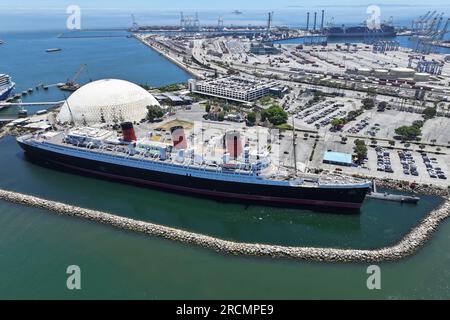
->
<box><xmin>0</xmin><ymin>187</ymin><xmax>448</xmax><ymax>263</ymax></box>
<box><xmin>133</xmin><ymin>35</ymin><xmax>202</xmax><ymax>79</ymax></box>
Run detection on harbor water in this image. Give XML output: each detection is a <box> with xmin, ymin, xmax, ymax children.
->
<box><xmin>0</xmin><ymin>28</ymin><xmax>449</xmax><ymax>299</ymax></box>
<box><xmin>0</xmin><ymin>30</ymin><xmax>191</xmax><ymax>117</ymax></box>
<box><xmin>0</xmin><ymin>135</ymin><xmax>449</xmax><ymax>299</ymax></box>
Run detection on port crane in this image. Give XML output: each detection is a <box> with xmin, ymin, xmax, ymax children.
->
<box><xmin>413</xmin><ymin>11</ymin><xmax>450</xmax><ymax>54</ymax></box>
<box><xmin>57</xmin><ymin>64</ymin><xmax>87</xmax><ymax>92</ymax></box>
<box><xmin>130</xmin><ymin>14</ymin><xmax>139</xmax><ymax>32</ymax></box>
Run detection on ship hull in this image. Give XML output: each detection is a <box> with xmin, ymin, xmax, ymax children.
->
<box><xmin>326</xmin><ymin>32</ymin><xmax>396</xmax><ymax>38</ymax></box>
<box><xmin>18</xmin><ymin>141</ymin><xmax>369</xmax><ymax>212</ymax></box>
<box><xmin>0</xmin><ymin>86</ymin><xmax>14</xmax><ymax>101</ymax></box>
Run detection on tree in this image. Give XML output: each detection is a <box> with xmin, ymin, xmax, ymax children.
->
<box><xmin>362</xmin><ymin>98</ymin><xmax>375</xmax><ymax>110</ymax></box>
<box><xmin>346</xmin><ymin>109</ymin><xmax>363</xmax><ymax>122</ymax></box>
<box><xmin>354</xmin><ymin>139</ymin><xmax>368</xmax><ymax>163</ymax></box>
<box><xmin>423</xmin><ymin>107</ymin><xmax>437</xmax><ymax>120</ymax></box>
<box><xmin>218</xmin><ymin>111</ymin><xmax>225</xmax><ymax>122</ymax></box>
<box><xmin>146</xmin><ymin>105</ymin><xmax>164</xmax><ymax>122</ymax></box>
<box><xmin>263</xmin><ymin>105</ymin><xmax>288</xmax><ymax>126</ymax></box>
<box><xmin>82</xmin><ymin>114</ymin><xmax>87</xmax><ymax>126</ymax></box>
<box><xmin>377</xmin><ymin>101</ymin><xmax>388</xmax><ymax>112</ymax></box>
<box><xmin>412</xmin><ymin>120</ymin><xmax>424</xmax><ymax>128</ymax></box>
<box><xmin>331</xmin><ymin>118</ymin><xmax>345</xmax><ymax>129</ymax></box>
<box><xmin>205</xmin><ymin>103</ymin><xmax>211</xmax><ymax>113</ymax></box>
<box><xmin>389</xmin><ymin>141</ymin><xmax>396</xmax><ymax>147</ymax></box>
<box><xmin>395</xmin><ymin>125</ymin><xmax>422</xmax><ymax>141</ymax></box>
<box><xmin>99</xmin><ymin>108</ymin><xmax>106</xmax><ymax>123</ymax></box>
<box><xmin>246</xmin><ymin>112</ymin><xmax>257</xmax><ymax>125</ymax></box>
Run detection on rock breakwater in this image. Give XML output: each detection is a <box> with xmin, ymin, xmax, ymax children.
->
<box><xmin>0</xmin><ymin>188</ymin><xmax>449</xmax><ymax>263</ymax></box>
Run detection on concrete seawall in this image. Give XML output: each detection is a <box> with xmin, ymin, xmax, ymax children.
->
<box><xmin>1</xmin><ymin>188</ymin><xmax>449</xmax><ymax>263</ymax></box>
<box><xmin>133</xmin><ymin>35</ymin><xmax>202</xmax><ymax>79</ymax></box>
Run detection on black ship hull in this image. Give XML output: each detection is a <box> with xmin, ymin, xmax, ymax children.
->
<box><xmin>18</xmin><ymin>141</ymin><xmax>369</xmax><ymax>212</ymax></box>
<box><xmin>325</xmin><ymin>25</ymin><xmax>396</xmax><ymax>38</ymax></box>
<box><xmin>327</xmin><ymin>32</ymin><xmax>396</xmax><ymax>38</ymax></box>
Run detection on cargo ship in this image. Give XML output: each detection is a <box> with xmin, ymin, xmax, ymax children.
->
<box><xmin>0</xmin><ymin>74</ymin><xmax>15</xmax><ymax>101</ymax></box>
<box><xmin>17</xmin><ymin>123</ymin><xmax>371</xmax><ymax>211</ymax></box>
<box><xmin>325</xmin><ymin>24</ymin><xmax>396</xmax><ymax>38</ymax></box>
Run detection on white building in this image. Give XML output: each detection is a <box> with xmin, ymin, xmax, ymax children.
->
<box><xmin>189</xmin><ymin>76</ymin><xmax>278</xmax><ymax>103</ymax></box>
<box><xmin>58</xmin><ymin>79</ymin><xmax>160</xmax><ymax>125</ymax></box>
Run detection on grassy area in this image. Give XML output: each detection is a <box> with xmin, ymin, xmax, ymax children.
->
<box><xmin>157</xmin><ymin>83</ymin><xmax>185</xmax><ymax>92</ymax></box>
<box><xmin>157</xmin><ymin>119</ymin><xmax>194</xmax><ymax>131</ymax></box>
<box><xmin>276</xmin><ymin>124</ymin><xmax>294</xmax><ymax>130</ymax></box>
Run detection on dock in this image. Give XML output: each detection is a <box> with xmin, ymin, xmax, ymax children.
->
<box><xmin>366</xmin><ymin>192</ymin><xmax>420</xmax><ymax>204</ymax></box>
<box><xmin>367</xmin><ymin>182</ymin><xmax>420</xmax><ymax>204</ymax></box>
<box><xmin>0</xmin><ymin>101</ymin><xmax>65</xmax><ymax>107</ymax></box>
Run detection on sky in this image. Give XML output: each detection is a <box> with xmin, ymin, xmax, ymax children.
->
<box><xmin>1</xmin><ymin>0</ymin><xmax>449</xmax><ymax>12</ymax></box>
<box><xmin>0</xmin><ymin>1</ymin><xmax>448</xmax><ymax>31</ymax></box>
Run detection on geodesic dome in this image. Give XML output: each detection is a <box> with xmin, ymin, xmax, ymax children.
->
<box><xmin>57</xmin><ymin>79</ymin><xmax>159</xmax><ymax>125</ymax></box>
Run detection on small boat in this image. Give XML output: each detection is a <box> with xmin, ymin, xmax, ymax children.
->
<box><xmin>46</xmin><ymin>48</ymin><xmax>62</xmax><ymax>53</ymax></box>
<box><xmin>18</xmin><ymin>109</ymin><xmax>28</xmax><ymax>118</ymax></box>
<box><xmin>367</xmin><ymin>192</ymin><xmax>420</xmax><ymax>204</ymax></box>
<box><xmin>57</xmin><ymin>83</ymin><xmax>81</xmax><ymax>92</ymax></box>
<box><xmin>367</xmin><ymin>181</ymin><xmax>420</xmax><ymax>204</ymax></box>
<box><xmin>21</xmin><ymin>91</ymin><xmax>28</xmax><ymax>96</ymax></box>
<box><xmin>43</xmin><ymin>86</ymin><xmax>49</xmax><ymax>90</ymax></box>
<box><xmin>27</xmin><ymin>88</ymin><xmax>33</xmax><ymax>93</ymax></box>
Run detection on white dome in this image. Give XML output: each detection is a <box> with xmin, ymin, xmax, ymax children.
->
<box><xmin>57</xmin><ymin>79</ymin><xmax>159</xmax><ymax>125</ymax></box>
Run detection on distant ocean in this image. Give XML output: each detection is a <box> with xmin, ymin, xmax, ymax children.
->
<box><xmin>1</xmin><ymin>6</ymin><xmax>450</xmax><ymax>31</ymax></box>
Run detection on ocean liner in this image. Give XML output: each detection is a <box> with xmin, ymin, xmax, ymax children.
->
<box><xmin>0</xmin><ymin>74</ymin><xmax>15</xmax><ymax>101</ymax></box>
<box><xmin>17</xmin><ymin>123</ymin><xmax>371</xmax><ymax>210</ymax></box>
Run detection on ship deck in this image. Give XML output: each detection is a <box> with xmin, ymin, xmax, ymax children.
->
<box><xmin>20</xmin><ymin>131</ymin><xmax>371</xmax><ymax>188</ymax></box>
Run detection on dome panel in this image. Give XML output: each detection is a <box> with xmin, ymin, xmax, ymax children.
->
<box><xmin>57</xmin><ymin>79</ymin><xmax>160</xmax><ymax>125</ymax></box>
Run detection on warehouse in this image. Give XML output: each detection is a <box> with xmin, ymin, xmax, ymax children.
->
<box><xmin>323</xmin><ymin>151</ymin><xmax>354</xmax><ymax>167</ymax></box>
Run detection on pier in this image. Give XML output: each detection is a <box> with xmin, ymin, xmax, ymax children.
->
<box><xmin>0</xmin><ymin>101</ymin><xmax>65</xmax><ymax>107</ymax></box>
<box><xmin>134</xmin><ymin>34</ymin><xmax>206</xmax><ymax>78</ymax></box>
<box><xmin>0</xmin><ymin>188</ymin><xmax>448</xmax><ymax>263</ymax></box>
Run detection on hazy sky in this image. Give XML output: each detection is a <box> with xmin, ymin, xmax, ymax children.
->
<box><xmin>1</xmin><ymin>0</ymin><xmax>448</xmax><ymax>31</ymax></box>
<box><xmin>1</xmin><ymin>0</ymin><xmax>449</xmax><ymax>12</ymax></box>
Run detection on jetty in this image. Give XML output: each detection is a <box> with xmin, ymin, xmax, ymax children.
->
<box><xmin>0</xmin><ymin>188</ymin><xmax>448</xmax><ymax>263</ymax></box>
<box><xmin>134</xmin><ymin>34</ymin><xmax>205</xmax><ymax>79</ymax></box>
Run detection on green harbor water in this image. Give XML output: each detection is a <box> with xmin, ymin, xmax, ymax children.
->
<box><xmin>0</xmin><ymin>135</ymin><xmax>449</xmax><ymax>299</ymax></box>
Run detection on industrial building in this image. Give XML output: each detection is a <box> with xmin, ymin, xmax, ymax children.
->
<box><xmin>250</xmin><ymin>42</ymin><xmax>281</xmax><ymax>55</ymax></box>
<box><xmin>188</xmin><ymin>76</ymin><xmax>278</xmax><ymax>103</ymax></box>
<box><xmin>153</xmin><ymin>93</ymin><xmax>193</xmax><ymax>106</ymax></box>
<box><xmin>323</xmin><ymin>151</ymin><xmax>354</xmax><ymax>167</ymax></box>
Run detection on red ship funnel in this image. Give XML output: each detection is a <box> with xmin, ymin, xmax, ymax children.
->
<box><xmin>170</xmin><ymin>126</ymin><xmax>187</xmax><ymax>150</ymax></box>
<box><xmin>225</xmin><ymin>130</ymin><xmax>243</xmax><ymax>160</ymax></box>
<box><xmin>121</xmin><ymin>122</ymin><xmax>137</xmax><ymax>142</ymax></box>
